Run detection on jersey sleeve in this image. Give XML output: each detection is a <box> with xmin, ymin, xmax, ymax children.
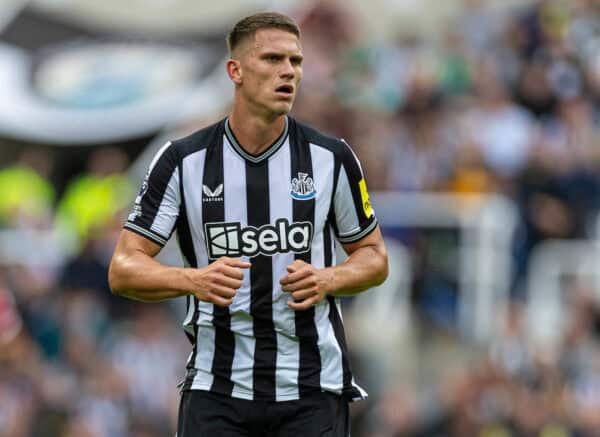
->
<box><xmin>124</xmin><ymin>142</ymin><xmax>180</xmax><ymax>246</ymax></box>
<box><xmin>332</xmin><ymin>141</ymin><xmax>378</xmax><ymax>243</ymax></box>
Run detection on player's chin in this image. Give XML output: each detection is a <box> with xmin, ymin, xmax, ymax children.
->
<box><xmin>272</xmin><ymin>99</ymin><xmax>295</xmax><ymax>114</ymax></box>
<box><xmin>276</xmin><ymin>105</ymin><xmax>294</xmax><ymax>117</ymax></box>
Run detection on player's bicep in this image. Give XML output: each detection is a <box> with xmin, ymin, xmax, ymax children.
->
<box><xmin>115</xmin><ymin>228</ymin><xmax>163</xmax><ymax>259</ymax></box>
<box><xmin>340</xmin><ymin>225</ymin><xmax>385</xmax><ymax>256</ymax></box>
<box><xmin>109</xmin><ymin>228</ymin><xmax>163</xmax><ymax>294</ymax></box>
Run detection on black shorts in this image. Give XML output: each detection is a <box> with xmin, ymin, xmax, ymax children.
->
<box><xmin>177</xmin><ymin>390</ymin><xmax>350</xmax><ymax>437</ymax></box>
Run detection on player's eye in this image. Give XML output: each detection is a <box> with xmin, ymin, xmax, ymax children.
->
<box><xmin>265</xmin><ymin>54</ymin><xmax>281</xmax><ymax>62</ymax></box>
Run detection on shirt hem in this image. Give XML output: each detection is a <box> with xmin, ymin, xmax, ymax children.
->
<box><xmin>124</xmin><ymin>222</ymin><xmax>168</xmax><ymax>246</ymax></box>
<box><xmin>187</xmin><ymin>382</ymin><xmax>358</xmax><ymax>402</ymax></box>
<box><xmin>337</xmin><ymin>218</ymin><xmax>378</xmax><ymax>244</ymax></box>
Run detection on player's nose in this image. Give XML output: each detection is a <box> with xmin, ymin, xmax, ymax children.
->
<box><xmin>280</xmin><ymin>59</ymin><xmax>295</xmax><ymax>78</ymax></box>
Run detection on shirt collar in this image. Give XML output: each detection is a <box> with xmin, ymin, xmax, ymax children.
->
<box><xmin>224</xmin><ymin>116</ymin><xmax>289</xmax><ymax>164</ymax></box>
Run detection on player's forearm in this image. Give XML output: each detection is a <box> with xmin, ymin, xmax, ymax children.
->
<box><xmin>108</xmin><ymin>250</ymin><xmax>192</xmax><ymax>302</ymax></box>
<box><xmin>325</xmin><ymin>244</ymin><xmax>388</xmax><ymax>297</ymax></box>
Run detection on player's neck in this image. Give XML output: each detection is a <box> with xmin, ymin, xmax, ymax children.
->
<box><xmin>228</xmin><ymin>108</ymin><xmax>287</xmax><ymax>156</ymax></box>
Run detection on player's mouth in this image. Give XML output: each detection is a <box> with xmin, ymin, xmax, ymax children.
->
<box><xmin>275</xmin><ymin>84</ymin><xmax>294</xmax><ymax>98</ymax></box>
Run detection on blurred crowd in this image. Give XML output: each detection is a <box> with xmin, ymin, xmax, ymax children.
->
<box><xmin>349</xmin><ymin>286</ymin><xmax>600</xmax><ymax>436</ymax></box>
<box><xmin>0</xmin><ymin>146</ymin><xmax>188</xmax><ymax>436</ymax></box>
<box><xmin>2</xmin><ymin>0</ymin><xmax>600</xmax><ymax>436</ymax></box>
<box><xmin>294</xmin><ymin>0</ymin><xmax>600</xmax><ymax>288</ymax></box>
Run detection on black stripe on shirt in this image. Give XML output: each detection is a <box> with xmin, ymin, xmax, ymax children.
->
<box><xmin>246</xmin><ymin>161</ymin><xmax>277</xmax><ymax>401</ymax></box>
<box><xmin>203</xmin><ymin>141</ymin><xmax>235</xmax><ymax>396</ymax></box>
<box><xmin>339</xmin><ymin>142</ymin><xmax>368</xmax><ymax>224</ymax></box>
<box><xmin>176</xmin><ymin>155</ymin><xmax>198</xmax><ymax>268</ymax></box>
<box><xmin>323</xmin><ymin>224</ymin><xmax>333</xmax><ymax>268</ymax></box>
<box><xmin>290</xmin><ymin>123</ymin><xmax>322</xmax><ymax>396</ymax></box>
<box><xmin>327</xmin><ymin>295</ymin><xmax>358</xmax><ymax>400</ymax></box>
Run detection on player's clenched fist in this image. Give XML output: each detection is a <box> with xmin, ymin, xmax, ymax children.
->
<box><xmin>185</xmin><ymin>257</ymin><xmax>251</xmax><ymax>307</ymax></box>
<box><xmin>280</xmin><ymin>259</ymin><xmax>332</xmax><ymax>311</ymax></box>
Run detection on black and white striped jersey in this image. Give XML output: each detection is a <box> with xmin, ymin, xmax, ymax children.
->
<box><xmin>124</xmin><ymin>116</ymin><xmax>378</xmax><ymax>402</ymax></box>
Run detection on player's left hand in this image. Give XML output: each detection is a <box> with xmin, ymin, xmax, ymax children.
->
<box><xmin>280</xmin><ymin>260</ymin><xmax>332</xmax><ymax>310</ymax></box>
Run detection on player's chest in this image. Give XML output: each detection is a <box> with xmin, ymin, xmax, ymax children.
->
<box><xmin>185</xmin><ymin>156</ymin><xmax>333</xmax><ymax>259</ymax></box>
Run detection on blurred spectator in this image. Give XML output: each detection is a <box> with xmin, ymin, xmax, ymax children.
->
<box><xmin>0</xmin><ymin>285</ymin><xmax>22</xmax><ymax>345</ymax></box>
<box><xmin>0</xmin><ymin>327</ymin><xmax>42</xmax><ymax>437</ymax></box>
<box><xmin>388</xmin><ymin>90</ymin><xmax>457</xmax><ymax>191</ymax></box>
<box><xmin>0</xmin><ymin>147</ymin><xmax>55</xmax><ymax>229</ymax></box>
<box><xmin>446</xmin><ymin>141</ymin><xmax>498</xmax><ymax>194</ymax></box>
<box><xmin>459</xmin><ymin>59</ymin><xmax>537</xmax><ymax>181</ymax></box>
<box><xmin>56</xmin><ymin>147</ymin><xmax>133</xmax><ymax>250</ymax></box>
<box><xmin>109</xmin><ymin>305</ymin><xmax>186</xmax><ymax>429</ymax></box>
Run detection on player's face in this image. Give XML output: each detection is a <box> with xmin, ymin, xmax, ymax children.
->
<box><xmin>236</xmin><ymin>28</ymin><xmax>303</xmax><ymax>118</ymax></box>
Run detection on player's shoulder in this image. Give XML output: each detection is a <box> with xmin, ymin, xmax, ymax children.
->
<box><xmin>168</xmin><ymin>118</ymin><xmax>226</xmax><ymax>159</ymax></box>
<box><xmin>289</xmin><ymin>117</ymin><xmax>350</xmax><ymax>157</ymax></box>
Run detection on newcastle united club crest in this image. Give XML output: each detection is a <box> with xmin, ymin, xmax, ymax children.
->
<box><xmin>291</xmin><ymin>172</ymin><xmax>316</xmax><ymax>200</ymax></box>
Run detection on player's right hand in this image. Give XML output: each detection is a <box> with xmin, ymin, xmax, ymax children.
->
<box><xmin>186</xmin><ymin>257</ymin><xmax>251</xmax><ymax>307</ymax></box>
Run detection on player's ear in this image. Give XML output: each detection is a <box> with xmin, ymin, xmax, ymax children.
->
<box><xmin>226</xmin><ymin>59</ymin><xmax>242</xmax><ymax>85</ymax></box>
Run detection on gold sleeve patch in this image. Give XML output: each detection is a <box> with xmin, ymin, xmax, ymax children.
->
<box><xmin>358</xmin><ymin>178</ymin><xmax>373</xmax><ymax>218</ymax></box>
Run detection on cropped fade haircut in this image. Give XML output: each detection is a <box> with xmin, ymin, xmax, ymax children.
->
<box><xmin>227</xmin><ymin>12</ymin><xmax>300</xmax><ymax>54</ymax></box>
